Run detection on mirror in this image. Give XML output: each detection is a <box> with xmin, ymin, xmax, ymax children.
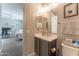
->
<box><xmin>42</xmin><ymin>17</ymin><xmax>48</xmax><ymax>35</ymax></box>
<box><xmin>36</xmin><ymin>16</ymin><xmax>49</xmax><ymax>35</ymax></box>
<box><xmin>36</xmin><ymin>16</ymin><xmax>43</xmax><ymax>33</ymax></box>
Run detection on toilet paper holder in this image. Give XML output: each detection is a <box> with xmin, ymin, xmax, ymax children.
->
<box><xmin>50</xmin><ymin>48</ymin><xmax>56</xmax><ymax>53</ymax></box>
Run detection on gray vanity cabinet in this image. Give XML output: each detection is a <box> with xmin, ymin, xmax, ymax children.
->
<box><xmin>35</xmin><ymin>37</ymin><xmax>57</xmax><ymax>56</ymax></box>
<box><xmin>35</xmin><ymin>37</ymin><xmax>40</xmax><ymax>55</ymax></box>
<box><xmin>40</xmin><ymin>39</ymin><xmax>48</xmax><ymax>56</ymax></box>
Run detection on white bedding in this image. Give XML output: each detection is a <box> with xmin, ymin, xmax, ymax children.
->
<box><xmin>15</xmin><ymin>29</ymin><xmax>23</xmax><ymax>40</ymax></box>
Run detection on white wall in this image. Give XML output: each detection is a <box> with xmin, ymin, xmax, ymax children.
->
<box><xmin>0</xmin><ymin>17</ymin><xmax>23</xmax><ymax>37</ymax></box>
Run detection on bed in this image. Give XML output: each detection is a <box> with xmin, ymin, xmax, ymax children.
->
<box><xmin>15</xmin><ymin>29</ymin><xmax>23</xmax><ymax>40</ymax></box>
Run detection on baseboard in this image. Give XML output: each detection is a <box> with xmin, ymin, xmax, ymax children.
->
<box><xmin>27</xmin><ymin>52</ymin><xmax>36</xmax><ymax>56</ymax></box>
<box><xmin>23</xmin><ymin>52</ymin><xmax>36</xmax><ymax>56</ymax></box>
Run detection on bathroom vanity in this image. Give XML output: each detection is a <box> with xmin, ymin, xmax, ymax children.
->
<box><xmin>35</xmin><ymin>33</ymin><xmax>57</xmax><ymax>56</ymax></box>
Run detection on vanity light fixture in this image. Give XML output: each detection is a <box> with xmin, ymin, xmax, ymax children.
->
<box><xmin>52</xmin><ymin>3</ymin><xmax>58</xmax><ymax>8</ymax></box>
<box><xmin>36</xmin><ymin>4</ymin><xmax>52</xmax><ymax>16</ymax></box>
<box><xmin>37</xmin><ymin>7</ymin><xmax>50</xmax><ymax>16</ymax></box>
<box><xmin>36</xmin><ymin>3</ymin><xmax>59</xmax><ymax>16</ymax></box>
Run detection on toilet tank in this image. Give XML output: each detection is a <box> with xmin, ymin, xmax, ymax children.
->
<box><xmin>61</xmin><ymin>43</ymin><xmax>79</xmax><ymax>56</ymax></box>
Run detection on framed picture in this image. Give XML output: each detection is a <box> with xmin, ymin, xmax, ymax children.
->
<box><xmin>64</xmin><ymin>3</ymin><xmax>78</xmax><ymax>18</ymax></box>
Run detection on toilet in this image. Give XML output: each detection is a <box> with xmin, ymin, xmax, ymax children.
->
<box><xmin>61</xmin><ymin>43</ymin><xmax>79</xmax><ymax>56</ymax></box>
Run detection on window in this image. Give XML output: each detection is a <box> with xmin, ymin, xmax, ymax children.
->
<box><xmin>51</xmin><ymin>16</ymin><xmax>57</xmax><ymax>33</ymax></box>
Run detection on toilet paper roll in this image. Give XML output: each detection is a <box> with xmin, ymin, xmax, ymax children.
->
<box><xmin>51</xmin><ymin>48</ymin><xmax>56</xmax><ymax>53</ymax></box>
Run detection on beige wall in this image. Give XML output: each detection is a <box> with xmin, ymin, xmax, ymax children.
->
<box><xmin>23</xmin><ymin>3</ymin><xmax>79</xmax><ymax>56</ymax></box>
<box><xmin>23</xmin><ymin>4</ymin><xmax>40</xmax><ymax>55</ymax></box>
<box><xmin>23</xmin><ymin>3</ymin><xmax>51</xmax><ymax>55</ymax></box>
<box><xmin>57</xmin><ymin>3</ymin><xmax>79</xmax><ymax>55</ymax></box>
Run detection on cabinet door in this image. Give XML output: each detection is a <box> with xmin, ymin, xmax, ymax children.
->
<box><xmin>48</xmin><ymin>40</ymin><xmax>56</xmax><ymax>56</ymax></box>
<box><xmin>35</xmin><ymin>37</ymin><xmax>40</xmax><ymax>55</ymax></box>
<box><xmin>40</xmin><ymin>40</ymin><xmax>48</xmax><ymax>56</ymax></box>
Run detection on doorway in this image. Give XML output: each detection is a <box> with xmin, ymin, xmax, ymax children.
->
<box><xmin>0</xmin><ymin>3</ymin><xmax>23</xmax><ymax>56</ymax></box>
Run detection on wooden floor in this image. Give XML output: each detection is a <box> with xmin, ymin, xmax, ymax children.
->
<box><xmin>0</xmin><ymin>37</ymin><xmax>23</xmax><ymax>56</ymax></box>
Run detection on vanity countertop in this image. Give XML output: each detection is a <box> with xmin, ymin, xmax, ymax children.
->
<box><xmin>35</xmin><ymin>33</ymin><xmax>57</xmax><ymax>42</ymax></box>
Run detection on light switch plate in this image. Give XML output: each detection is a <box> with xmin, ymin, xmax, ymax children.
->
<box><xmin>26</xmin><ymin>30</ymin><xmax>30</xmax><ymax>34</ymax></box>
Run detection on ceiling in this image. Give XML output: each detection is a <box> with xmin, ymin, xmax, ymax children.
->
<box><xmin>1</xmin><ymin>3</ymin><xmax>23</xmax><ymax>20</ymax></box>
